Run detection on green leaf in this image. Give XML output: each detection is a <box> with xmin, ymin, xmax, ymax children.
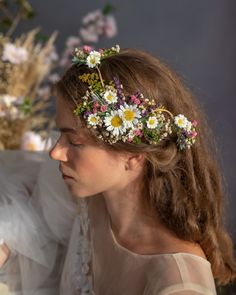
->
<box><xmin>72</xmin><ymin>56</ymin><xmax>80</xmax><ymax>64</ymax></box>
<box><xmin>19</xmin><ymin>97</ymin><xmax>32</xmax><ymax>115</ymax></box>
<box><xmin>103</xmin><ymin>3</ymin><xmax>116</xmax><ymax>15</ymax></box>
<box><xmin>133</xmin><ymin>136</ymin><xmax>141</xmax><ymax>144</ymax></box>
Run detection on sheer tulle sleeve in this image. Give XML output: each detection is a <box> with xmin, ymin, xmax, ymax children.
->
<box><xmin>144</xmin><ymin>253</ymin><xmax>216</xmax><ymax>295</ymax></box>
<box><xmin>0</xmin><ymin>131</ymin><xmax>78</xmax><ymax>294</ymax></box>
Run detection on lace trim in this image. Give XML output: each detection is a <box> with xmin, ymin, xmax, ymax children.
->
<box><xmin>72</xmin><ymin>198</ymin><xmax>94</xmax><ymax>295</ymax></box>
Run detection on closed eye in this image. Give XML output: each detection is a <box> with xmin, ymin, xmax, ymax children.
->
<box><xmin>69</xmin><ymin>142</ymin><xmax>84</xmax><ymax>147</ymax></box>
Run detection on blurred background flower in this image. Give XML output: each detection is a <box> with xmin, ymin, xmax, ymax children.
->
<box><xmin>0</xmin><ymin>1</ymin><xmax>117</xmax><ymax>151</ymax></box>
<box><xmin>59</xmin><ymin>3</ymin><xmax>117</xmax><ymax>68</ymax></box>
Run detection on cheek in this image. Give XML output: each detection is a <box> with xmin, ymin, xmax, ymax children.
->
<box><xmin>71</xmin><ymin>150</ymin><xmax>123</xmax><ymax>181</ymax></box>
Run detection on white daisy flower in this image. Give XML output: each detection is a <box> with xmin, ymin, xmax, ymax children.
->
<box><xmin>104</xmin><ymin>110</ymin><xmax>126</xmax><ymax>137</ymax></box>
<box><xmin>174</xmin><ymin>114</ymin><xmax>188</xmax><ymax>129</ymax></box>
<box><xmin>87</xmin><ymin>114</ymin><xmax>100</xmax><ymax>126</ymax></box>
<box><xmin>103</xmin><ymin>89</ymin><xmax>118</xmax><ymax>104</ymax></box>
<box><xmin>119</xmin><ymin>103</ymin><xmax>141</xmax><ymax>128</ymax></box>
<box><xmin>147</xmin><ymin>116</ymin><xmax>158</xmax><ymax>129</ymax></box>
<box><xmin>86</xmin><ymin>50</ymin><xmax>101</xmax><ymax>68</ymax></box>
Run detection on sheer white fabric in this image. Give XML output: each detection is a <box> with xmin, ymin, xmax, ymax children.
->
<box><xmin>60</xmin><ymin>195</ymin><xmax>217</xmax><ymax>294</ymax></box>
<box><xmin>0</xmin><ymin>132</ymin><xmax>78</xmax><ymax>294</ymax></box>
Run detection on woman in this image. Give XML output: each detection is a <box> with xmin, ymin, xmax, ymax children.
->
<box><xmin>50</xmin><ymin>46</ymin><xmax>236</xmax><ymax>294</ymax></box>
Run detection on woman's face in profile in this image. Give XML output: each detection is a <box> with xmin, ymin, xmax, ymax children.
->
<box><xmin>50</xmin><ymin>96</ymin><xmax>129</xmax><ymax>198</ymax></box>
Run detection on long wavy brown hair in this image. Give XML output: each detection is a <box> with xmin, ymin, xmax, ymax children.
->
<box><xmin>55</xmin><ymin>48</ymin><xmax>236</xmax><ymax>285</ymax></box>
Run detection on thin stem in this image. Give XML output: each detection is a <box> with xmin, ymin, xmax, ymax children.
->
<box><xmin>6</xmin><ymin>11</ymin><xmax>22</xmax><ymax>37</ymax></box>
<box><xmin>157</xmin><ymin>108</ymin><xmax>174</xmax><ymax>118</ymax></box>
<box><xmin>96</xmin><ymin>65</ymin><xmax>105</xmax><ymax>89</ymax></box>
<box><xmin>0</xmin><ymin>3</ymin><xmax>14</xmax><ymax>19</ymax></box>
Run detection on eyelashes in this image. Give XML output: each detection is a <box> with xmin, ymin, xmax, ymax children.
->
<box><xmin>69</xmin><ymin>142</ymin><xmax>84</xmax><ymax>148</ymax></box>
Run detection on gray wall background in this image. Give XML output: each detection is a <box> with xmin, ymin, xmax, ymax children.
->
<box><xmin>17</xmin><ymin>0</ymin><xmax>236</xmax><ymax>240</ymax></box>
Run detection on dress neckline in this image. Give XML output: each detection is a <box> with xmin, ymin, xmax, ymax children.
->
<box><xmin>103</xmin><ymin>199</ymin><xmax>210</xmax><ymax>265</ymax></box>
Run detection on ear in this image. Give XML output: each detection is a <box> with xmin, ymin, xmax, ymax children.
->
<box><xmin>126</xmin><ymin>153</ymin><xmax>145</xmax><ymax>171</ymax></box>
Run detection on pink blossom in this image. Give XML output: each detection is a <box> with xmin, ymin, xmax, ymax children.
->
<box><xmin>80</xmin><ymin>27</ymin><xmax>99</xmax><ymax>43</ymax></box>
<box><xmin>83</xmin><ymin>45</ymin><xmax>93</xmax><ymax>53</ymax></box>
<box><xmin>100</xmin><ymin>105</ymin><xmax>107</xmax><ymax>112</ymax></box>
<box><xmin>131</xmin><ymin>95</ymin><xmax>141</xmax><ymax>104</ymax></box>
<box><xmin>127</xmin><ymin>137</ymin><xmax>133</xmax><ymax>142</ymax></box>
<box><xmin>93</xmin><ymin>107</ymin><xmax>97</xmax><ymax>114</ymax></box>
<box><xmin>134</xmin><ymin>129</ymin><xmax>142</xmax><ymax>136</ymax></box>
<box><xmin>103</xmin><ymin>15</ymin><xmax>117</xmax><ymax>38</ymax></box>
<box><xmin>191</xmin><ymin>131</ymin><xmax>198</xmax><ymax>137</ymax></box>
<box><xmin>66</xmin><ymin>36</ymin><xmax>81</xmax><ymax>48</ymax></box>
<box><xmin>192</xmin><ymin>120</ymin><xmax>198</xmax><ymax>127</ymax></box>
<box><xmin>82</xmin><ymin>10</ymin><xmax>103</xmax><ymax>25</ymax></box>
<box><xmin>93</xmin><ymin>101</ymin><xmax>100</xmax><ymax>108</ymax></box>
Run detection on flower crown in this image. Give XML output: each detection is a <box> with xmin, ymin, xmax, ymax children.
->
<box><xmin>71</xmin><ymin>45</ymin><xmax>197</xmax><ymax>150</ymax></box>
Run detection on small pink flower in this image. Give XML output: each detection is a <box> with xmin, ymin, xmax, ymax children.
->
<box><xmin>134</xmin><ymin>129</ymin><xmax>142</xmax><ymax>136</ymax></box>
<box><xmin>101</xmin><ymin>105</ymin><xmax>107</xmax><ymax>112</ymax></box>
<box><xmin>99</xmin><ymin>49</ymin><xmax>104</xmax><ymax>54</ymax></box>
<box><xmin>130</xmin><ymin>95</ymin><xmax>140</xmax><ymax>105</ymax></box>
<box><xmin>192</xmin><ymin>120</ymin><xmax>198</xmax><ymax>127</ymax></box>
<box><xmin>127</xmin><ymin>137</ymin><xmax>133</xmax><ymax>142</ymax></box>
<box><xmin>83</xmin><ymin>45</ymin><xmax>93</xmax><ymax>53</ymax></box>
<box><xmin>93</xmin><ymin>107</ymin><xmax>97</xmax><ymax>114</ymax></box>
<box><xmin>93</xmin><ymin>101</ymin><xmax>99</xmax><ymax>108</ymax></box>
<box><xmin>191</xmin><ymin>131</ymin><xmax>198</xmax><ymax>137</ymax></box>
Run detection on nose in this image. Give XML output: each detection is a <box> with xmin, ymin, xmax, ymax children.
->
<box><xmin>49</xmin><ymin>140</ymin><xmax>68</xmax><ymax>162</ymax></box>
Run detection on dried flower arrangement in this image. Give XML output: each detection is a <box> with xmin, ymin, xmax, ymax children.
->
<box><xmin>0</xmin><ymin>0</ymin><xmax>57</xmax><ymax>150</ymax></box>
<box><xmin>0</xmin><ymin>1</ymin><xmax>117</xmax><ymax>151</ymax></box>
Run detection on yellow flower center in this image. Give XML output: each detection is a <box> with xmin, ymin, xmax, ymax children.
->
<box><xmin>177</xmin><ymin>118</ymin><xmax>184</xmax><ymax>126</ymax></box>
<box><xmin>149</xmin><ymin>118</ymin><xmax>155</xmax><ymax>125</ymax></box>
<box><xmin>91</xmin><ymin>117</ymin><xmax>98</xmax><ymax>123</ymax></box>
<box><xmin>124</xmin><ymin>110</ymin><xmax>135</xmax><ymax>121</ymax></box>
<box><xmin>90</xmin><ymin>57</ymin><xmax>96</xmax><ymax>64</ymax></box>
<box><xmin>111</xmin><ymin>115</ymin><xmax>122</xmax><ymax>127</ymax></box>
<box><xmin>107</xmin><ymin>94</ymin><xmax>114</xmax><ymax>101</ymax></box>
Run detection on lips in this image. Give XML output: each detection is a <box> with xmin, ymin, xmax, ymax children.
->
<box><xmin>62</xmin><ymin>174</ymin><xmax>73</xmax><ymax>180</ymax></box>
<box><xmin>59</xmin><ymin>166</ymin><xmax>73</xmax><ymax>179</ymax></box>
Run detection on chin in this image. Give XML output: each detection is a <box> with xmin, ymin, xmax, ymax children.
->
<box><xmin>70</xmin><ymin>187</ymin><xmax>96</xmax><ymax>198</ymax></box>
<box><xmin>65</xmin><ymin>181</ymin><xmax>103</xmax><ymax>198</ymax></box>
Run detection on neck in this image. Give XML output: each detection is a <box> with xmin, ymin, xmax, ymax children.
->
<box><xmin>102</xmin><ymin>181</ymin><xmax>158</xmax><ymax>241</ymax></box>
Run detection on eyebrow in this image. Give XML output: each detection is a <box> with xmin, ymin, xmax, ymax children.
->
<box><xmin>59</xmin><ymin>127</ymin><xmax>78</xmax><ymax>134</ymax></box>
